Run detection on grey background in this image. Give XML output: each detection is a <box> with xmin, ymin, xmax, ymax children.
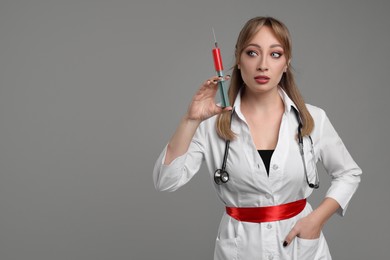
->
<box><xmin>0</xmin><ymin>0</ymin><xmax>388</xmax><ymax>259</ymax></box>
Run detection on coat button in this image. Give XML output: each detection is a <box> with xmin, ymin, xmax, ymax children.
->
<box><xmin>272</xmin><ymin>164</ymin><xmax>279</xmax><ymax>170</ymax></box>
<box><xmin>267</xmin><ymin>223</ymin><xmax>272</xmax><ymax>229</ymax></box>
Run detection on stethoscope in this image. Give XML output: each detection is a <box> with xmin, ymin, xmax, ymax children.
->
<box><xmin>214</xmin><ymin>106</ymin><xmax>320</xmax><ymax>189</ymax></box>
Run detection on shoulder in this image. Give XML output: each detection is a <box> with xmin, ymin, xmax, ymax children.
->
<box><xmin>195</xmin><ymin>114</ymin><xmax>218</xmax><ymax>138</ymax></box>
<box><xmin>306</xmin><ymin>103</ymin><xmax>327</xmax><ymax>122</ymax></box>
<box><xmin>192</xmin><ymin>115</ymin><xmax>221</xmax><ymax>151</ymax></box>
<box><xmin>200</xmin><ymin>114</ymin><xmax>217</xmax><ymax>129</ymax></box>
<box><xmin>305</xmin><ymin>104</ymin><xmax>331</xmax><ymax>137</ymax></box>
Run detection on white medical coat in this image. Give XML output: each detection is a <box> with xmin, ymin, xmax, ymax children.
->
<box><xmin>153</xmin><ymin>88</ymin><xmax>362</xmax><ymax>260</ymax></box>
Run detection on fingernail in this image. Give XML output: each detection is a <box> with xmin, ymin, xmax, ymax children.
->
<box><xmin>283</xmin><ymin>241</ymin><xmax>288</xmax><ymax>247</ymax></box>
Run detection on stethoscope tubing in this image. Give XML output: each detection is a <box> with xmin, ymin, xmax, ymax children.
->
<box><xmin>214</xmin><ymin>106</ymin><xmax>320</xmax><ymax>189</ymax></box>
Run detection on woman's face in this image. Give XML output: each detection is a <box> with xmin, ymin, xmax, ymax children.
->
<box><xmin>238</xmin><ymin>26</ymin><xmax>288</xmax><ymax>93</ymax></box>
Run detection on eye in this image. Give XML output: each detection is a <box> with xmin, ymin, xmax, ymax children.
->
<box><xmin>246</xmin><ymin>50</ymin><xmax>258</xmax><ymax>57</ymax></box>
<box><xmin>271</xmin><ymin>52</ymin><xmax>283</xmax><ymax>58</ymax></box>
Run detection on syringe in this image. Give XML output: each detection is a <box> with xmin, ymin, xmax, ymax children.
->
<box><xmin>212</xmin><ymin>28</ymin><xmax>230</xmax><ymax>108</ymax></box>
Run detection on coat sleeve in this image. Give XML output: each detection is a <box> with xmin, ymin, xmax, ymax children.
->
<box><xmin>318</xmin><ymin>109</ymin><xmax>362</xmax><ymax>216</ymax></box>
<box><xmin>153</xmin><ymin>121</ymin><xmax>207</xmax><ymax>192</ymax></box>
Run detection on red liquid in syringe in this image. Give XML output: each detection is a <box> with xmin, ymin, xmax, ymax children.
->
<box><xmin>212</xmin><ymin>45</ymin><xmax>224</xmax><ymax>75</ymax></box>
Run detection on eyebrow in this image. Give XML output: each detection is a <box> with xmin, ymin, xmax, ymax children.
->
<box><xmin>246</xmin><ymin>43</ymin><xmax>284</xmax><ymax>49</ymax></box>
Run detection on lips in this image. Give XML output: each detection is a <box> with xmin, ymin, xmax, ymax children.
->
<box><xmin>254</xmin><ymin>75</ymin><xmax>270</xmax><ymax>84</ymax></box>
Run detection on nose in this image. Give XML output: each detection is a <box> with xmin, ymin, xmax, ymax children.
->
<box><xmin>257</xmin><ymin>56</ymin><xmax>269</xmax><ymax>71</ymax></box>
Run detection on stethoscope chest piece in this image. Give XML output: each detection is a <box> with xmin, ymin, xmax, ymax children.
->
<box><xmin>214</xmin><ymin>169</ymin><xmax>229</xmax><ymax>185</ymax></box>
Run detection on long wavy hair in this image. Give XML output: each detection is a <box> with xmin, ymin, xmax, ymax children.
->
<box><xmin>216</xmin><ymin>16</ymin><xmax>314</xmax><ymax>140</ymax></box>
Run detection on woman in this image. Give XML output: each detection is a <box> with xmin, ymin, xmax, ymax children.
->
<box><xmin>153</xmin><ymin>16</ymin><xmax>361</xmax><ymax>259</ymax></box>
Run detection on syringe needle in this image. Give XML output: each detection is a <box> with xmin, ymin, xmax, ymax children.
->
<box><xmin>212</xmin><ymin>27</ymin><xmax>218</xmax><ymax>48</ymax></box>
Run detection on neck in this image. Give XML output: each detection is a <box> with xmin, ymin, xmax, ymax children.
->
<box><xmin>241</xmin><ymin>87</ymin><xmax>284</xmax><ymax>115</ymax></box>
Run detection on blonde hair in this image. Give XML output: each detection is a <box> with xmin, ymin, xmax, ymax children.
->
<box><xmin>216</xmin><ymin>16</ymin><xmax>314</xmax><ymax>140</ymax></box>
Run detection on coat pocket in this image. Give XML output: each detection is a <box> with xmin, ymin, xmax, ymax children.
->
<box><xmin>296</xmin><ymin>237</ymin><xmax>320</xmax><ymax>259</ymax></box>
<box><xmin>214</xmin><ymin>237</ymin><xmax>238</xmax><ymax>260</ymax></box>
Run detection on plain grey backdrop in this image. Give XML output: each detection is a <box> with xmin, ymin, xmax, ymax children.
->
<box><xmin>0</xmin><ymin>0</ymin><xmax>389</xmax><ymax>259</ymax></box>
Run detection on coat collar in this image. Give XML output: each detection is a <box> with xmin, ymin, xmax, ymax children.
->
<box><xmin>232</xmin><ymin>86</ymin><xmax>299</xmax><ymax>122</ymax></box>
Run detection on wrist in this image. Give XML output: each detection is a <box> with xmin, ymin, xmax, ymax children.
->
<box><xmin>182</xmin><ymin>114</ymin><xmax>202</xmax><ymax>125</ymax></box>
<box><xmin>307</xmin><ymin>211</ymin><xmax>327</xmax><ymax>229</ymax></box>
<box><xmin>309</xmin><ymin>197</ymin><xmax>340</xmax><ymax>227</ymax></box>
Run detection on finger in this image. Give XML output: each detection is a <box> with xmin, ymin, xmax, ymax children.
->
<box><xmin>211</xmin><ymin>76</ymin><xmax>226</xmax><ymax>84</ymax></box>
<box><xmin>212</xmin><ymin>106</ymin><xmax>232</xmax><ymax>117</ymax></box>
<box><xmin>283</xmin><ymin>227</ymin><xmax>299</xmax><ymax>247</ymax></box>
<box><xmin>210</xmin><ymin>75</ymin><xmax>230</xmax><ymax>87</ymax></box>
<box><xmin>223</xmin><ymin>106</ymin><xmax>233</xmax><ymax>112</ymax></box>
<box><xmin>215</xmin><ymin>103</ymin><xmax>232</xmax><ymax>109</ymax></box>
<box><xmin>213</xmin><ymin>104</ymin><xmax>231</xmax><ymax>114</ymax></box>
<box><xmin>207</xmin><ymin>76</ymin><xmax>222</xmax><ymax>83</ymax></box>
<box><xmin>204</xmin><ymin>78</ymin><xmax>221</xmax><ymax>90</ymax></box>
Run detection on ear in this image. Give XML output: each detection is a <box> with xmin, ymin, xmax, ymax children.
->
<box><xmin>237</xmin><ymin>63</ymin><xmax>241</xmax><ymax>69</ymax></box>
<box><xmin>284</xmin><ymin>60</ymin><xmax>291</xmax><ymax>73</ymax></box>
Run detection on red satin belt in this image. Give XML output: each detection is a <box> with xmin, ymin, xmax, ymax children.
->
<box><xmin>226</xmin><ymin>198</ymin><xmax>306</xmax><ymax>223</ymax></box>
